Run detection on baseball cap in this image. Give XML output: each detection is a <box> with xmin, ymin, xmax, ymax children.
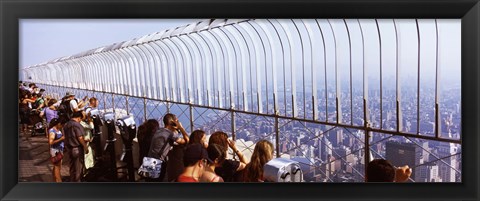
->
<box><xmin>184</xmin><ymin>144</ymin><xmax>213</xmax><ymax>165</ymax></box>
<box><xmin>65</xmin><ymin>91</ymin><xmax>75</xmax><ymax>97</ymax></box>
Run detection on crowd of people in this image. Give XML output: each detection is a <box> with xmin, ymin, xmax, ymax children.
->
<box><xmin>19</xmin><ymin>81</ymin><xmax>411</xmax><ymax>183</ymax></box>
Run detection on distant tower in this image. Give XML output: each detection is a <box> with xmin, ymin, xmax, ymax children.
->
<box><xmin>386</xmin><ymin>141</ymin><xmax>421</xmax><ymax>180</ymax></box>
<box><xmin>436</xmin><ymin>140</ymin><xmax>457</xmax><ymax>182</ymax></box>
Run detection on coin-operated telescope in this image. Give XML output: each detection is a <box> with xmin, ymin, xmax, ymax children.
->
<box><xmin>263</xmin><ymin>158</ymin><xmax>303</xmax><ymax>182</ymax></box>
<box><xmin>89</xmin><ymin>109</ymin><xmax>103</xmax><ymax>159</ymax></box>
<box><xmin>116</xmin><ymin>115</ymin><xmax>136</xmax><ymax>182</ymax></box>
<box><xmin>102</xmin><ymin>112</ymin><xmax>118</xmax><ymax>181</ymax></box>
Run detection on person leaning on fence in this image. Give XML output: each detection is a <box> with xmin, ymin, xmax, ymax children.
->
<box><xmin>19</xmin><ymin>90</ymin><xmax>36</xmax><ymax>134</ymax></box>
<box><xmin>146</xmin><ymin>113</ymin><xmax>189</xmax><ymax>182</ymax></box>
<box><xmin>137</xmin><ymin>119</ymin><xmax>160</xmax><ymax>165</ymax></box>
<box><xmin>48</xmin><ymin>118</ymin><xmax>65</xmax><ymax>182</ymax></box>
<box><xmin>176</xmin><ymin>144</ymin><xmax>211</xmax><ymax>182</ymax></box>
<box><xmin>63</xmin><ymin>111</ymin><xmax>89</xmax><ymax>182</ymax></box>
<box><xmin>366</xmin><ymin>159</ymin><xmax>412</xmax><ymax>182</ymax></box>
<box><xmin>208</xmin><ymin>131</ymin><xmax>247</xmax><ymax>182</ymax></box>
<box><xmin>235</xmin><ymin>139</ymin><xmax>274</xmax><ymax>182</ymax></box>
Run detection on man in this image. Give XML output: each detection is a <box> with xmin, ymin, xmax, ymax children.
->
<box><xmin>58</xmin><ymin>92</ymin><xmax>87</xmax><ymax>122</ymax></box>
<box><xmin>366</xmin><ymin>159</ymin><xmax>412</xmax><ymax>182</ymax></box>
<box><xmin>176</xmin><ymin>144</ymin><xmax>211</xmax><ymax>182</ymax></box>
<box><xmin>63</xmin><ymin>111</ymin><xmax>89</xmax><ymax>182</ymax></box>
<box><xmin>84</xmin><ymin>97</ymin><xmax>99</xmax><ymax>115</ymax></box>
<box><xmin>147</xmin><ymin>113</ymin><xmax>189</xmax><ymax>181</ymax></box>
<box><xmin>27</xmin><ymin>83</ymin><xmax>36</xmax><ymax>93</ymax></box>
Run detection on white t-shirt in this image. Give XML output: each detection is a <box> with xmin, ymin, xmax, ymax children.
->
<box><xmin>69</xmin><ymin>99</ymin><xmax>83</xmax><ymax>112</ymax></box>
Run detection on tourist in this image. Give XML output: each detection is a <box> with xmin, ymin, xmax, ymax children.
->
<box><xmin>63</xmin><ymin>111</ymin><xmax>89</xmax><ymax>182</ymax></box>
<box><xmin>48</xmin><ymin>118</ymin><xmax>65</xmax><ymax>182</ymax></box>
<box><xmin>199</xmin><ymin>144</ymin><xmax>225</xmax><ymax>182</ymax></box>
<box><xmin>235</xmin><ymin>139</ymin><xmax>274</xmax><ymax>182</ymax></box>
<box><xmin>176</xmin><ymin>144</ymin><xmax>210</xmax><ymax>182</ymax></box>
<box><xmin>208</xmin><ymin>131</ymin><xmax>246</xmax><ymax>182</ymax></box>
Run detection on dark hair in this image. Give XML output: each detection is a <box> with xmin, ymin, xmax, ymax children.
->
<box><xmin>208</xmin><ymin>131</ymin><xmax>229</xmax><ymax>150</ymax></box>
<box><xmin>137</xmin><ymin>119</ymin><xmax>160</xmax><ymax>142</ymax></box>
<box><xmin>207</xmin><ymin>144</ymin><xmax>226</xmax><ymax>165</ymax></box>
<box><xmin>162</xmin><ymin>113</ymin><xmax>176</xmax><ymax>127</ymax></box>
<box><xmin>47</xmin><ymin>99</ymin><xmax>57</xmax><ymax>107</ymax></box>
<box><xmin>189</xmin><ymin>130</ymin><xmax>206</xmax><ymax>145</ymax></box>
<box><xmin>367</xmin><ymin>159</ymin><xmax>396</xmax><ymax>182</ymax></box>
<box><xmin>48</xmin><ymin>118</ymin><xmax>61</xmax><ymax>129</ymax></box>
<box><xmin>28</xmin><ymin>83</ymin><xmax>35</xmax><ymax>88</ymax></box>
<box><xmin>72</xmin><ymin>111</ymin><xmax>83</xmax><ymax>119</ymax></box>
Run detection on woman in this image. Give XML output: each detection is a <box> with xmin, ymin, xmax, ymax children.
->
<box><xmin>40</xmin><ymin>99</ymin><xmax>59</xmax><ymax>138</ymax></box>
<box><xmin>167</xmin><ymin>129</ymin><xmax>208</xmax><ymax>181</ymax></box>
<box><xmin>189</xmin><ymin>130</ymin><xmax>208</xmax><ymax>148</ymax></box>
<box><xmin>235</xmin><ymin>139</ymin><xmax>274</xmax><ymax>182</ymax></box>
<box><xmin>208</xmin><ymin>131</ymin><xmax>247</xmax><ymax>182</ymax></box>
<box><xmin>199</xmin><ymin>144</ymin><xmax>225</xmax><ymax>182</ymax></box>
<box><xmin>19</xmin><ymin>91</ymin><xmax>35</xmax><ymax>134</ymax></box>
<box><xmin>80</xmin><ymin>111</ymin><xmax>95</xmax><ymax>170</ymax></box>
<box><xmin>48</xmin><ymin>118</ymin><xmax>65</xmax><ymax>182</ymax></box>
<box><xmin>137</xmin><ymin>119</ymin><xmax>160</xmax><ymax>165</ymax></box>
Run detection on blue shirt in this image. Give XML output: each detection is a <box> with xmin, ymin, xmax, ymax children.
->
<box><xmin>49</xmin><ymin>128</ymin><xmax>64</xmax><ymax>151</ymax></box>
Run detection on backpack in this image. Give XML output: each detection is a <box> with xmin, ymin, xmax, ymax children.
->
<box><xmin>32</xmin><ymin>97</ymin><xmax>44</xmax><ymax>109</ymax></box>
<box><xmin>58</xmin><ymin>99</ymin><xmax>77</xmax><ymax>121</ymax></box>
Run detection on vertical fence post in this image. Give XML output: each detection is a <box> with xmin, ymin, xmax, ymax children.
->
<box><xmin>231</xmin><ymin>109</ymin><xmax>237</xmax><ymax>160</ymax></box>
<box><xmin>112</xmin><ymin>94</ymin><xmax>115</xmax><ymax>113</ymax></box>
<box><xmin>189</xmin><ymin>103</ymin><xmax>194</xmax><ymax>133</ymax></box>
<box><xmin>103</xmin><ymin>92</ymin><xmax>107</xmax><ymax>113</ymax></box>
<box><xmin>275</xmin><ymin>112</ymin><xmax>280</xmax><ymax>158</ymax></box>
<box><xmin>143</xmin><ymin>97</ymin><xmax>147</xmax><ymax>122</ymax></box>
<box><xmin>126</xmin><ymin>96</ymin><xmax>129</xmax><ymax>115</ymax></box>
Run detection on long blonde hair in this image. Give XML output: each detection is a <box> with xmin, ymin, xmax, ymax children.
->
<box><xmin>242</xmin><ymin>140</ymin><xmax>274</xmax><ymax>182</ymax></box>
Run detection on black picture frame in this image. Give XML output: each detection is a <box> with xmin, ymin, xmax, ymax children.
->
<box><xmin>1</xmin><ymin>0</ymin><xmax>479</xmax><ymax>200</ymax></box>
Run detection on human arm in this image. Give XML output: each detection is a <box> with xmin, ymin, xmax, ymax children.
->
<box><xmin>228</xmin><ymin>139</ymin><xmax>247</xmax><ymax>165</ymax></box>
<box><xmin>74</xmin><ymin>125</ymin><xmax>89</xmax><ymax>154</ymax></box>
<box><xmin>173</xmin><ymin>120</ymin><xmax>189</xmax><ymax>144</ymax></box>
<box><xmin>48</xmin><ymin>131</ymin><xmax>64</xmax><ymax>146</ymax></box>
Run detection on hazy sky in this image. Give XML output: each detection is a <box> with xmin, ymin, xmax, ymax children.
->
<box><xmin>20</xmin><ymin>19</ymin><xmax>461</xmax><ymax>85</ymax></box>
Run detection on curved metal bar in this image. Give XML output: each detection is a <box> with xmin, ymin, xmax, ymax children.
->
<box><xmin>230</xmin><ymin>24</ymin><xmax>255</xmax><ymax>112</ymax></box>
<box><xmin>202</xmin><ymin>29</ymin><xmax>226</xmax><ymax>108</ymax></box>
<box><xmin>144</xmin><ymin>43</ymin><xmax>167</xmax><ymax>100</ymax></box>
<box><xmin>195</xmin><ymin>31</ymin><xmax>218</xmax><ymax>107</ymax></box>
<box><xmin>101</xmin><ymin>51</ymin><xmax>121</xmax><ymax>94</ymax></box>
<box><xmin>327</xmin><ymin>19</ymin><xmax>342</xmax><ymax>124</ymax></box>
<box><xmin>262</xmin><ymin>19</ymin><xmax>286</xmax><ymax>115</ymax></box>
<box><xmin>291</xmin><ymin>19</ymin><xmax>307</xmax><ymax>119</ymax></box>
<box><xmin>375</xmin><ymin>19</ymin><xmax>383</xmax><ymax>130</ymax></box>
<box><xmin>344</xmin><ymin>19</ymin><xmax>354</xmax><ymax>126</ymax></box>
<box><xmin>117</xmin><ymin>48</ymin><xmax>138</xmax><ymax>96</ymax></box>
<box><xmin>90</xmin><ymin>53</ymin><xmax>111</xmax><ymax>93</ymax></box>
<box><xmin>157</xmin><ymin>39</ymin><xmax>179</xmax><ymax>102</ymax></box>
<box><xmin>136</xmin><ymin>44</ymin><xmax>158</xmax><ymax>99</ymax></box>
<box><xmin>416</xmin><ymin>19</ymin><xmax>421</xmax><ymax>135</ymax></box>
<box><xmin>152</xmin><ymin>40</ymin><xmax>177</xmax><ymax>101</ymax></box>
<box><xmin>217</xmin><ymin>26</ymin><xmax>245</xmax><ymax>110</ymax></box>
<box><xmin>393</xmin><ymin>19</ymin><xmax>403</xmax><ymax>132</ymax></box>
<box><xmin>187</xmin><ymin>33</ymin><xmax>210</xmax><ymax>106</ymax></box>
<box><xmin>314</xmin><ymin>19</ymin><xmax>329</xmax><ymax>122</ymax></box>
<box><xmin>272</xmin><ymin>19</ymin><xmax>295</xmax><ymax>117</ymax></box>
<box><xmin>180</xmin><ymin>35</ymin><xmax>204</xmax><ymax>105</ymax></box>
<box><xmin>171</xmin><ymin>37</ymin><xmax>195</xmax><ymax>103</ymax></box>
<box><xmin>150</xmin><ymin>40</ymin><xmax>174</xmax><ymax>101</ymax></box>
<box><xmin>237</xmin><ymin>22</ymin><xmax>266</xmax><ymax>114</ymax></box>
<box><xmin>301</xmin><ymin>19</ymin><xmax>318</xmax><ymax>121</ymax></box>
<box><xmin>245</xmin><ymin>21</ymin><xmax>272</xmax><ymax>114</ymax></box>
<box><xmin>357</xmin><ymin>20</ymin><xmax>369</xmax><ymax>125</ymax></box>
<box><xmin>434</xmin><ymin>19</ymin><xmax>441</xmax><ymax>138</ymax></box>
<box><xmin>164</xmin><ymin>39</ymin><xmax>186</xmax><ymax>102</ymax></box>
<box><xmin>106</xmin><ymin>50</ymin><xmax>127</xmax><ymax>95</ymax></box>
<box><xmin>212</xmin><ymin>27</ymin><xmax>239</xmax><ymax>109</ymax></box>
<box><xmin>123</xmin><ymin>48</ymin><xmax>143</xmax><ymax>97</ymax></box>
<box><xmin>129</xmin><ymin>46</ymin><xmax>149</xmax><ymax>97</ymax></box>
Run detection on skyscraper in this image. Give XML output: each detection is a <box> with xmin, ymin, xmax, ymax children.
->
<box><xmin>385</xmin><ymin>141</ymin><xmax>421</xmax><ymax>180</ymax></box>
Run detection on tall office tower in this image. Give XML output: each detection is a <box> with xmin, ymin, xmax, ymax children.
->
<box><xmin>436</xmin><ymin>142</ymin><xmax>458</xmax><ymax>182</ymax></box>
<box><xmin>328</xmin><ymin>129</ymin><xmax>343</xmax><ymax>147</ymax></box>
<box><xmin>385</xmin><ymin>141</ymin><xmax>421</xmax><ymax>180</ymax></box>
<box><xmin>417</xmin><ymin>164</ymin><xmax>442</xmax><ymax>182</ymax></box>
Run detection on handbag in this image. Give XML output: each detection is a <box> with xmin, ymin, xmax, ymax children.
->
<box><xmin>137</xmin><ymin>136</ymin><xmax>170</xmax><ymax>179</ymax></box>
<box><xmin>137</xmin><ymin>157</ymin><xmax>164</xmax><ymax>178</ymax></box>
<box><xmin>50</xmin><ymin>151</ymin><xmax>63</xmax><ymax>164</ymax></box>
